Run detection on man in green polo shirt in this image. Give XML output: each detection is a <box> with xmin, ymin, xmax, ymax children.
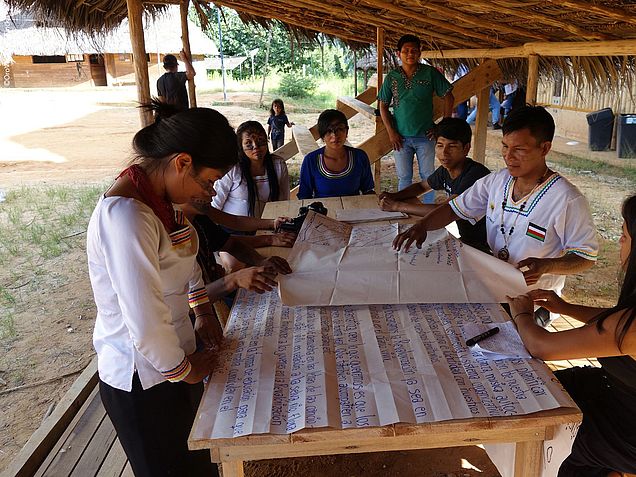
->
<box><xmin>378</xmin><ymin>34</ymin><xmax>454</xmax><ymax>203</ymax></box>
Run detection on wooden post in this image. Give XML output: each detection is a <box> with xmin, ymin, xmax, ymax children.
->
<box><xmin>126</xmin><ymin>0</ymin><xmax>152</xmax><ymax>127</ymax></box>
<box><xmin>374</xmin><ymin>27</ymin><xmax>385</xmax><ymax>190</ymax></box>
<box><xmin>473</xmin><ymin>85</ymin><xmax>490</xmax><ymax>164</ymax></box>
<box><xmin>527</xmin><ymin>54</ymin><xmax>539</xmax><ymax>106</ymax></box>
<box><xmin>353</xmin><ymin>48</ymin><xmax>358</xmax><ymax>97</ymax></box>
<box><xmin>180</xmin><ymin>0</ymin><xmax>197</xmax><ymax>108</ymax></box>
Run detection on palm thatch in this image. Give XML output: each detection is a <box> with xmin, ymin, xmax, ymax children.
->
<box><xmin>5</xmin><ymin>0</ymin><xmax>636</xmax><ymax>89</ymax></box>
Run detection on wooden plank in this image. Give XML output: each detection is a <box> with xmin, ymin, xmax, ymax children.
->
<box><xmin>215</xmin><ymin>426</ymin><xmax>551</xmax><ymax>462</ymax></box>
<box><xmin>432</xmin><ymin>59</ymin><xmax>503</xmax><ymax>120</ymax></box>
<box><xmin>180</xmin><ymin>0</ymin><xmax>197</xmax><ymax>108</ymax></box>
<box><xmin>5</xmin><ymin>357</ymin><xmax>98</xmax><ymax>477</ymax></box>
<box><xmin>126</xmin><ymin>0</ymin><xmax>152</xmax><ymax>127</ymax></box>
<box><xmin>37</xmin><ymin>389</ymin><xmax>108</xmax><ymax>476</ymax></box>
<box><xmin>514</xmin><ymin>440</ymin><xmax>543</xmax><ymax>477</ymax></box>
<box><xmin>527</xmin><ymin>54</ymin><xmax>540</xmax><ymax>106</ymax></box>
<box><xmin>273</xmin><ymin>140</ymin><xmax>299</xmax><ymax>161</ymax></box>
<box><xmin>336</xmin><ymin>97</ymin><xmax>376</xmax><ymax>121</ymax></box>
<box><xmin>473</xmin><ymin>85</ymin><xmax>490</xmax><ymax>164</ymax></box>
<box><xmin>420</xmin><ymin>39</ymin><xmax>636</xmax><ymax>59</ymax></box>
<box><xmin>95</xmin><ymin>439</ymin><xmax>128</xmax><ymax>477</ymax></box>
<box><xmin>355</xmin><ymin>86</ymin><xmax>377</xmax><ymax>105</ymax></box>
<box><xmin>340</xmin><ymin>194</ymin><xmax>380</xmax><ymax>210</ymax></box>
<box><xmin>70</xmin><ymin>415</ymin><xmax>118</xmax><ymax>477</ymax></box>
<box><xmin>221</xmin><ymin>460</ymin><xmax>245</xmax><ymax>477</ymax></box>
<box><xmin>292</xmin><ymin>125</ymin><xmax>320</xmax><ymax>158</ymax></box>
<box><xmin>357</xmin><ymin>127</ymin><xmax>391</xmax><ymax>165</ymax></box>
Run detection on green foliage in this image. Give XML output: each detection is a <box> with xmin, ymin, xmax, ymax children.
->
<box><xmin>194</xmin><ymin>7</ymin><xmax>356</xmax><ymax>80</ymax></box>
<box><xmin>278</xmin><ymin>73</ymin><xmax>317</xmax><ymax>98</ymax></box>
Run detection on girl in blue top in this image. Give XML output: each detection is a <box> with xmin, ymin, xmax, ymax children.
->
<box><xmin>297</xmin><ymin>109</ymin><xmax>375</xmax><ymax>199</ymax></box>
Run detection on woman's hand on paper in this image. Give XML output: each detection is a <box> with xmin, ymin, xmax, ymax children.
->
<box><xmin>184</xmin><ymin>348</ymin><xmax>218</xmax><ymax>383</ymax></box>
<box><xmin>528</xmin><ymin>289</ymin><xmax>569</xmax><ymax>315</ymax></box>
<box><xmin>233</xmin><ymin>266</ymin><xmax>278</xmax><ymax>293</ymax></box>
<box><xmin>195</xmin><ymin>312</ymin><xmax>224</xmax><ymax>350</ymax></box>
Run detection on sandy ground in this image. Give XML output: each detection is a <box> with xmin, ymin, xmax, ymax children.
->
<box><xmin>0</xmin><ymin>86</ymin><xmax>631</xmax><ymax>476</ymax></box>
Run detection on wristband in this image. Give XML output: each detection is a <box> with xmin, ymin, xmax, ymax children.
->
<box><xmin>512</xmin><ymin>312</ymin><xmax>533</xmax><ymax>323</ymax></box>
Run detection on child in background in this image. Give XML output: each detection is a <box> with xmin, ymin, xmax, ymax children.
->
<box><xmin>267</xmin><ymin>99</ymin><xmax>293</xmax><ymax>151</ymax></box>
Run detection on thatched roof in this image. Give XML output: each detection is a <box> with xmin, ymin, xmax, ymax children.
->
<box><xmin>4</xmin><ymin>0</ymin><xmax>636</xmax><ymax>88</ymax></box>
<box><xmin>0</xmin><ymin>5</ymin><xmax>217</xmax><ymax>63</ymax></box>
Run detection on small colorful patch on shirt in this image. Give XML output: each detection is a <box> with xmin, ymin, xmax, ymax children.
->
<box><xmin>526</xmin><ymin>222</ymin><xmax>547</xmax><ymax>242</ymax></box>
<box><xmin>162</xmin><ymin>357</ymin><xmax>191</xmax><ymax>382</ymax></box>
<box><xmin>188</xmin><ymin>286</ymin><xmax>210</xmax><ymax>308</ymax></box>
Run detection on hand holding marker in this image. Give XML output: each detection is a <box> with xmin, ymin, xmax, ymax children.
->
<box><xmin>465</xmin><ymin>327</ymin><xmax>500</xmax><ymax>347</ymax></box>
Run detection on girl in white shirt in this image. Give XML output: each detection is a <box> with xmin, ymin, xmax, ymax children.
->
<box><xmin>87</xmin><ymin>101</ymin><xmax>237</xmax><ymax>477</ymax></box>
<box><xmin>212</xmin><ymin>121</ymin><xmax>293</xmax><ymax>270</ymax></box>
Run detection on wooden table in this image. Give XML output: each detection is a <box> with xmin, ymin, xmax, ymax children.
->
<box><xmin>189</xmin><ymin>195</ymin><xmax>582</xmax><ymax>477</ymax></box>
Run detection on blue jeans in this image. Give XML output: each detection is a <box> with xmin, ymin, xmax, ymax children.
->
<box><xmin>393</xmin><ymin>136</ymin><xmax>435</xmax><ymax>203</ymax></box>
<box><xmin>466</xmin><ymin>90</ymin><xmax>501</xmax><ymax>125</ymax></box>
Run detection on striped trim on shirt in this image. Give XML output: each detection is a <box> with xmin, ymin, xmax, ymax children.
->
<box><xmin>565</xmin><ymin>247</ymin><xmax>598</xmax><ymax>260</ymax></box>
<box><xmin>188</xmin><ymin>286</ymin><xmax>210</xmax><ymax>308</ymax></box>
<box><xmin>161</xmin><ymin>356</ymin><xmax>192</xmax><ymax>382</ymax></box>
<box><xmin>318</xmin><ymin>150</ymin><xmax>354</xmax><ymax>179</ymax></box>
<box><xmin>503</xmin><ymin>174</ymin><xmax>562</xmax><ymax>216</ymax></box>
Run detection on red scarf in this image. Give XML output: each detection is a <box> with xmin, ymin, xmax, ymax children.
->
<box><xmin>118</xmin><ymin>165</ymin><xmax>177</xmax><ymax>233</ymax></box>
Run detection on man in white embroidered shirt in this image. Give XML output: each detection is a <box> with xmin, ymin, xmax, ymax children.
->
<box><xmin>393</xmin><ymin>105</ymin><xmax>598</xmax><ymax>317</ymax></box>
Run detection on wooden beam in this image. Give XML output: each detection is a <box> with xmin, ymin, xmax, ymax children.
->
<box><xmin>127</xmin><ymin>0</ymin><xmax>152</xmax><ymax>127</ymax></box>
<box><xmin>213</xmin><ymin>0</ymin><xmax>471</xmax><ymax>48</ymax></box>
<box><xmin>292</xmin><ymin>125</ymin><xmax>320</xmax><ymax>157</ymax></box>
<box><xmin>336</xmin><ymin>97</ymin><xmax>376</xmax><ymax>121</ymax></box>
<box><xmin>527</xmin><ymin>54</ymin><xmax>539</xmax><ymax>106</ymax></box>
<box><xmin>361</xmin><ymin>0</ymin><xmax>545</xmax><ymax>43</ymax></box>
<box><xmin>180</xmin><ymin>0</ymin><xmax>197</xmax><ymax>108</ymax></box>
<box><xmin>432</xmin><ymin>59</ymin><xmax>503</xmax><ymax>119</ymax></box>
<box><xmin>550</xmin><ymin>0</ymin><xmax>636</xmax><ymax>27</ymax></box>
<box><xmin>211</xmin><ymin>0</ymin><xmax>370</xmax><ymax>44</ymax></box>
<box><xmin>3</xmin><ymin>358</ymin><xmax>98</xmax><ymax>477</ymax></box>
<box><xmin>421</xmin><ymin>39</ymin><xmax>636</xmax><ymax>59</ymax></box>
<box><xmin>473</xmin><ymin>86</ymin><xmax>490</xmax><ymax>165</ymax></box>
<box><xmin>513</xmin><ymin>440</ymin><xmax>543</xmax><ymax>477</ymax></box>
<box><xmin>456</xmin><ymin>0</ymin><xmax>611</xmax><ymax>41</ymax></box>
<box><xmin>375</xmin><ymin>27</ymin><xmax>384</xmax><ymax>190</ymax></box>
<box><xmin>358</xmin><ymin>0</ymin><xmax>513</xmax><ymax>47</ymax></box>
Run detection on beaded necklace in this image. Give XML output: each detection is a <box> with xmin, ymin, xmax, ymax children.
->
<box><xmin>497</xmin><ymin>168</ymin><xmax>549</xmax><ymax>261</ymax></box>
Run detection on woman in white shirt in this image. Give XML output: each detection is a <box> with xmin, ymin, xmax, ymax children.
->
<box><xmin>212</xmin><ymin>120</ymin><xmax>292</xmax><ymax>270</ymax></box>
<box><xmin>87</xmin><ymin>101</ymin><xmax>237</xmax><ymax>477</ymax></box>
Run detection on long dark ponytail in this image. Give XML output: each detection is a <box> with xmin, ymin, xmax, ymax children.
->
<box><xmin>594</xmin><ymin>194</ymin><xmax>636</xmax><ymax>349</ymax></box>
<box><xmin>236</xmin><ymin>121</ymin><xmax>280</xmax><ymax>216</ymax></box>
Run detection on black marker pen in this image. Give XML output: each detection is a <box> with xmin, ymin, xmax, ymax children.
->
<box><xmin>466</xmin><ymin>327</ymin><xmax>500</xmax><ymax>347</ymax></box>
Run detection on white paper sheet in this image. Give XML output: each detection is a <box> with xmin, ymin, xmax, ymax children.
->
<box><xmin>192</xmin><ymin>290</ymin><xmax>577</xmax><ymax>440</ymax></box>
<box><xmin>336</xmin><ymin>208</ymin><xmax>407</xmax><ymax>223</ymax></box>
<box><xmin>278</xmin><ymin>211</ymin><xmax>528</xmax><ymax>306</ymax></box>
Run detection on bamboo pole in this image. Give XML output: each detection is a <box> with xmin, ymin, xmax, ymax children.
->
<box><xmin>180</xmin><ymin>0</ymin><xmax>197</xmax><ymax>108</ymax></box>
<box><xmin>126</xmin><ymin>0</ymin><xmax>152</xmax><ymax>127</ymax></box>
<box><xmin>420</xmin><ymin>39</ymin><xmax>636</xmax><ymax>59</ymax></box>
<box><xmin>473</xmin><ymin>85</ymin><xmax>490</xmax><ymax>165</ymax></box>
<box><xmin>374</xmin><ymin>27</ymin><xmax>384</xmax><ymax>190</ymax></box>
<box><xmin>527</xmin><ymin>54</ymin><xmax>539</xmax><ymax>106</ymax></box>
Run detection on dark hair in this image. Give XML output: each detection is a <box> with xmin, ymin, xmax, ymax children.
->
<box><xmin>317</xmin><ymin>109</ymin><xmax>348</xmax><ymax>139</ymax></box>
<box><xmin>594</xmin><ymin>194</ymin><xmax>636</xmax><ymax>349</ymax></box>
<box><xmin>502</xmin><ymin>105</ymin><xmax>555</xmax><ymax>144</ymax></box>
<box><xmin>133</xmin><ymin>99</ymin><xmax>238</xmax><ymax>175</ymax></box>
<box><xmin>236</xmin><ymin>120</ymin><xmax>280</xmax><ymax>216</ymax></box>
<box><xmin>270</xmin><ymin>98</ymin><xmax>285</xmax><ymax>117</ymax></box>
<box><xmin>434</xmin><ymin>118</ymin><xmax>472</xmax><ymax>146</ymax></box>
<box><xmin>397</xmin><ymin>34</ymin><xmax>420</xmax><ymax>51</ymax></box>
<box><xmin>163</xmin><ymin>54</ymin><xmax>177</xmax><ymax>68</ymax></box>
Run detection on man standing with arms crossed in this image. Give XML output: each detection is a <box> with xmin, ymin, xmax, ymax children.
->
<box><xmin>378</xmin><ymin>34</ymin><xmax>454</xmax><ymax>203</ymax></box>
<box><xmin>393</xmin><ymin>106</ymin><xmax>598</xmax><ymax>322</ymax></box>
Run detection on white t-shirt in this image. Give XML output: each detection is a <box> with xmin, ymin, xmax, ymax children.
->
<box><xmin>212</xmin><ymin>155</ymin><xmax>290</xmax><ymax>218</ymax></box>
<box><xmin>87</xmin><ymin>197</ymin><xmax>207</xmax><ymax>391</ymax></box>
<box><xmin>450</xmin><ymin>168</ymin><xmax>598</xmax><ymax>293</ymax></box>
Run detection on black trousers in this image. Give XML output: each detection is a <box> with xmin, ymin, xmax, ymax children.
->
<box><xmin>99</xmin><ymin>375</ymin><xmax>218</xmax><ymax>477</ymax></box>
<box><xmin>555</xmin><ymin>366</ymin><xmax>636</xmax><ymax>477</ymax></box>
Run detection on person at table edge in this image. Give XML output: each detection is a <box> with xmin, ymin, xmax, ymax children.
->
<box><xmin>393</xmin><ymin>105</ymin><xmax>598</xmax><ymax>295</ymax></box>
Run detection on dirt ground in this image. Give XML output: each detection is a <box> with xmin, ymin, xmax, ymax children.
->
<box><xmin>0</xmin><ymin>87</ymin><xmax>631</xmax><ymax>476</ymax></box>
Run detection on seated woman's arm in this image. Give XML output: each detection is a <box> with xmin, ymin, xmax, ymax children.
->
<box><xmin>230</xmin><ymin>232</ymin><xmax>296</xmax><ymax>249</ymax></box>
<box><xmin>528</xmin><ymin>289</ymin><xmax>610</xmax><ymax>324</ymax></box>
<box><xmin>508</xmin><ymin>294</ymin><xmax>633</xmax><ymax>360</ymax></box>
<box><xmin>297</xmin><ymin>154</ymin><xmax>314</xmax><ymax>199</ymax></box>
<box><xmin>181</xmin><ymin>201</ymin><xmax>278</xmax><ymax>232</ymax></box>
